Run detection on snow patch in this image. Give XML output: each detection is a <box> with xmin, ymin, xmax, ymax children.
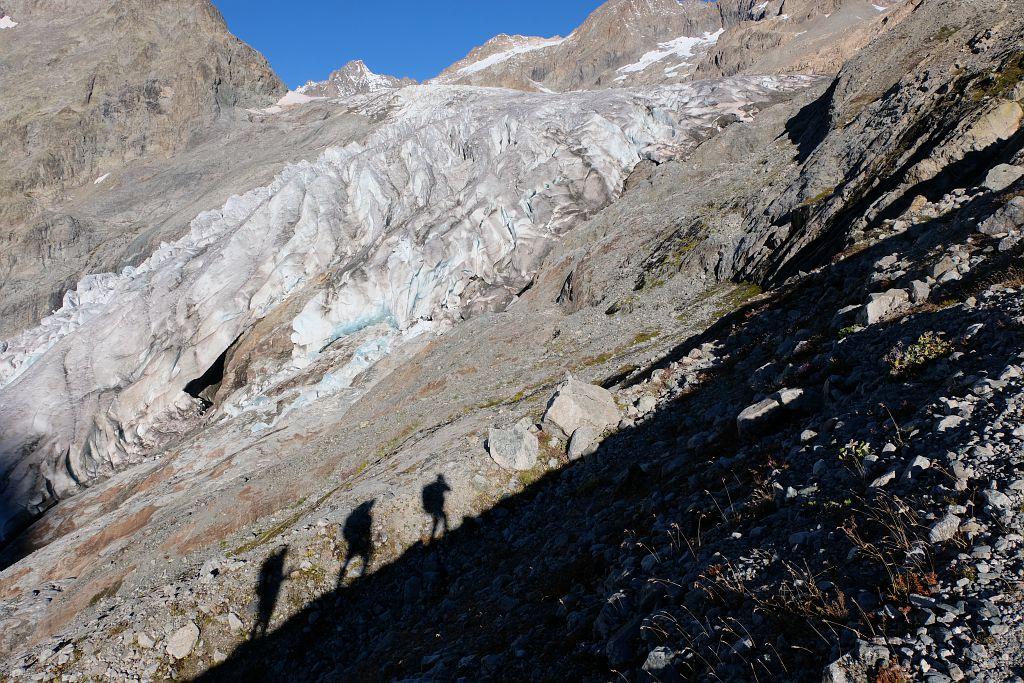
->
<box><xmin>0</xmin><ymin>15</ymin><xmax>17</xmax><ymax>28</ymax></box>
<box><xmin>94</xmin><ymin>173</ymin><xmax>111</xmax><ymax>185</ymax></box>
<box><xmin>456</xmin><ymin>36</ymin><xmax>566</xmax><ymax>76</ymax></box>
<box><xmin>258</xmin><ymin>90</ymin><xmax>325</xmax><ymax>114</ymax></box>
<box><xmin>277</xmin><ymin>90</ymin><xmax>321</xmax><ymax>107</ymax></box>
<box><xmin>616</xmin><ymin>30</ymin><xmax>724</xmax><ymax>78</ymax></box>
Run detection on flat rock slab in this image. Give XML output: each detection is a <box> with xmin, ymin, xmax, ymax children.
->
<box><xmin>736</xmin><ymin>388</ymin><xmax>806</xmax><ymax>440</ymax></box>
<box><xmin>984</xmin><ymin>164</ymin><xmax>1024</xmax><ymax>192</ymax></box>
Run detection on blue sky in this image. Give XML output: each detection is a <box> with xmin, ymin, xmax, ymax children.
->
<box><xmin>212</xmin><ymin>1</ymin><xmax>604</xmax><ymax>89</ymax></box>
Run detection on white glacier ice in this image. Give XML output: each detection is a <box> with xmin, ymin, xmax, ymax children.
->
<box><xmin>0</xmin><ymin>76</ymin><xmax>814</xmax><ymax>539</ymax></box>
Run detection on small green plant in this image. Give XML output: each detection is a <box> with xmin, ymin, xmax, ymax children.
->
<box><xmin>837</xmin><ymin>325</ymin><xmax>860</xmax><ymax>339</ymax></box>
<box><xmin>636</xmin><ymin>221</ymin><xmax>710</xmax><ymax>289</ymax></box>
<box><xmin>838</xmin><ymin>440</ymin><xmax>874</xmax><ymax>476</ymax></box>
<box><xmin>886</xmin><ymin>331</ymin><xmax>953</xmax><ymax>376</ymax></box>
<box><xmin>640</xmin><ymin>276</ymin><xmax>666</xmax><ymax>291</ymax></box>
<box><xmin>959</xmin><ymin>564</ymin><xmax>979</xmax><ymax>583</ymax></box>
<box><xmin>839</xmin><ymin>440</ymin><xmax>873</xmax><ymax>463</ymax></box>
<box><xmin>581</xmin><ymin>350</ymin><xmax>616</xmax><ymax>367</ymax></box>
<box><xmin>712</xmin><ymin>282</ymin><xmax>763</xmax><ymax>319</ymax></box>
<box><xmin>87</xmin><ymin>579</ymin><xmax>123</xmax><ymax>607</ymax></box>
<box><xmin>970</xmin><ymin>51</ymin><xmax>1024</xmax><ymax>101</ymax></box>
<box><xmin>800</xmin><ymin>186</ymin><xmax>836</xmax><ymax>207</ymax></box>
<box><xmin>375</xmin><ymin>421</ymin><xmax>422</xmax><ymax>458</ymax></box>
<box><xmin>630</xmin><ymin>329</ymin><xmax>661</xmax><ymax>346</ymax></box>
<box><xmin>517</xmin><ymin>462</ymin><xmax>550</xmax><ymax>488</ymax></box>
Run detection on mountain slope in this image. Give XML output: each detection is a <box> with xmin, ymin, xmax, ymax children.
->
<box><xmin>0</xmin><ymin>0</ymin><xmax>285</xmax><ymax>336</ymax></box>
<box><xmin>0</xmin><ymin>0</ymin><xmax>1023</xmax><ymax>680</ymax></box>
<box><xmin>432</xmin><ymin>0</ymin><xmax>909</xmax><ymax>91</ymax></box>
<box><xmin>0</xmin><ymin>75</ymin><xmax>811</xmax><ymax>552</ymax></box>
<box><xmin>433</xmin><ymin>0</ymin><xmax>727</xmax><ymax>91</ymax></box>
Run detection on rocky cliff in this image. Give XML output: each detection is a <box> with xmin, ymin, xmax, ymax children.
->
<box><xmin>432</xmin><ymin>0</ymin><xmax>909</xmax><ymax>91</ymax></box>
<box><xmin>0</xmin><ymin>0</ymin><xmax>285</xmax><ymax>336</ymax></box>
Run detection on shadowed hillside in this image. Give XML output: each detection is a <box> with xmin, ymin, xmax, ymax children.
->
<box><xmin>201</xmin><ymin>187</ymin><xmax>1024</xmax><ymax>680</ymax></box>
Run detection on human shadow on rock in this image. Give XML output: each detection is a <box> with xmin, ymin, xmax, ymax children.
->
<box><xmin>422</xmin><ymin>474</ymin><xmax>451</xmax><ymax>543</ymax></box>
<box><xmin>252</xmin><ymin>546</ymin><xmax>288</xmax><ymax>639</ymax></box>
<box><xmin>337</xmin><ymin>500</ymin><xmax>375</xmax><ymax>587</ymax></box>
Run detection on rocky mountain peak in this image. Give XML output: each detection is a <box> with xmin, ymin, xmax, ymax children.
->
<box><xmin>296</xmin><ymin>59</ymin><xmax>415</xmax><ymax>98</ymax></box>
<box><xmin>432</xmin><ymin>0</ymin><xmax>726</xmax><ymax>91</ymax></box>
<box><xmin>431</xmin><ymin>33</ymin><xmax>569</xmax><ymax>86</ymax></box>
<box><xmin>431</xmin><ymin>0</ymin><xmax>911</xmax><ymax>91</ymax></box>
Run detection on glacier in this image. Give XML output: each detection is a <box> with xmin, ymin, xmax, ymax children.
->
<box><xmin>0</xmin><ymin>76</ymin><xmax>813</xmax><ymax>541</ymax></box>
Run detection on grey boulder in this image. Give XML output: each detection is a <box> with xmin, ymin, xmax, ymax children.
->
<box><xmin>488</xmin><ymin>418</ymin><xmax>540</xmax><ymax>471</ymax></box>
<box><xmin>544</xmin><ymin>376</ymin><xmax>620</xmax><ymax>438</ymax></box>
<box><xmin>166</xmin><ymin>621</ymin><xmax>200</xmax><ymax>660</ymax></box>
<box><xmin>983</xmin><ymin>164</ymin><xmax>1024</xmax><ymax>192</ymax></box>
<box><xmin>736</xmin><ymin>388</ymin><xmax>806</xmax><ymax>440</ymax></box>
<box><xmin>568</xmin><ymin>424</ymin><xmax>601</xmax><ymax>461</ymax></box>
<box><xmin>859</xmin><ymin>289</ymin><xmax>910</xmax><ymax>326</ymax></box>
<box><xmin>979</xmin><ymin>197</ymin><xmax>1024</xmax><ymax>236</ymax></box>
<box><xmin>928</xmin><ymin>514</ymin><xmax>961</xmax><ymax>543</ymax></box>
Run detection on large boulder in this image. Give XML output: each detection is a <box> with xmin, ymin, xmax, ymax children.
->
<box><xmin>858</xmin><ymin>289</ymin><xmax>910</xmax><ymax>325</ymax></box>
<box><xmin>488</xmin><ymin>418</ymin><xmax>539</xmax><ymax>471</ymax></box>
<box><xmin>544</xmin><ymin>376</ymin><xmax>620</xmax><ymax>438</ymax></box>
<box><xmin>983</xmin><ymin>164</ymin><xmax>1024</xmax><ymax>192</ymax></box>
<box><xmin>979</xmin><ymin>197</ymin><xmax>1024</xmax><ymax>236</ymax></box>
<box><xmin>568</xmin><ymin>424</ymin><xmax>601</xmax><ymax>461</ymax></box>
<box><xmin>736</xmin><ymin>388</ymin><xmax>806</xmax><ymax>440</ymax></box>
<box><xmin>166</xmin><ymin>621</ymin><xmax>200</xmax><ymax>660</ymax></box>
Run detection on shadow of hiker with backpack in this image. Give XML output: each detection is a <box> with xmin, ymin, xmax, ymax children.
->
<box><xmin>337</xmin><ymin>500</ymin><xmax>375</xmax><ymax>588</ymax></box>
